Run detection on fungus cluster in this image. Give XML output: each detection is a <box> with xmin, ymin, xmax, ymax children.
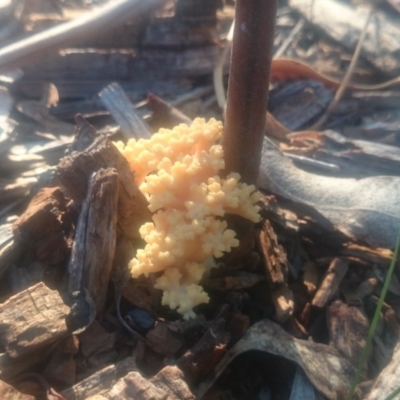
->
<box><xmin>115</xmin><ymin>118</ymin><xmax>260</xmax><ymax>319</ymax></box>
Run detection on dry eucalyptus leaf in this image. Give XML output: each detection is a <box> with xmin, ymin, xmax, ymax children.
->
<box><xmin>364</xmin><ymin>340</ymin><xmax>400</xmax><ymax>400</ymax></box>
<box><xmin>196</xmin><ymin>319</ymin><xmax>357</xmax><ymax>400</ymax></box>
<box><xmin>258</xmin><ymin>139</ymin><xmax>400</xmax><ymax>249</ymax></box>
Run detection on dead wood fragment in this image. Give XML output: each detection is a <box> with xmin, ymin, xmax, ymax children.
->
<box><xmin>12</xmin><ymin>186</ymin><xmax>71</xmax><ymax>265</ymax></box>
<box><xmin>42</xmin><ymin>336</ymin><xmax>79</xmax><ymax>388</ymax></box>
<box><xmin>98</xmin><ymin>83</ymin><xmax>151</xmax><ymax>140</ymax></box>
<box><xmin>78</xmin><ymin>320</ymin><xmax>116</xmax><ymax>360</ymax></box>
<box><xmin>150</xmin><ymin>366</ymin><xmax>195</xmax><ymax>400</ymax></box>
<box><xmin>312</xmin><ymin>258</ymin><xmax>348</xmax><ymax>308</ymax></box>
<box><xmin>67</xmin><ymin>167</ymin><xmax>118</xmax><ymax>313</ymax></box>
<box><xmin>61</xmin><ymin>356</ymin><xmax>137</xmax><ymax>400</ymax></box>
<box><xmin>0</xmin><ymin>380</ymin><xmax>35</xmax><ymax>400</ymax></box>
<box><xmin>271</xmin><ymin>285</ymin><xmax>294</xmax><ymax>323</ymax></box>
<box><xmin>108</xmin><ymin>365</ymin><xmax>195</xmax><ymax>400</ymax></box>
<box><xmin>0</xmin><ymin>282</ymin><xmax>70</xmax><ymax>358</ymax></box>
<box><xmin>146</xmin><ymin>92</ymin><xmax>192</xmax><ymax>129</ymax></box>
<box><xmin>145</xmin><ymin>322</ymin><xmax>184</xmax><ymax>358</ymax></box>
<box><xmin>206</xmin><ymin>273</ymin><xmax>265</xmax><ymax>291</ymax></box>
<box><xmin>327</xmin><ymin>301</ymin><xmax>369</xmax><ymax>368</ymax></box>
<box><xmin>302</xmin><ymin>261</ymin><xmax>319</xmax><ymax>296</ymax></box>
<box><xmin>57</xmin><ymin>116</ymin><xmax>151</xmax><ymax>239</ymax></box>
<box><xmin>0</xmin><ymin>351</ymin><xmax>45</xmax><ymax>381</ymax></box>
<box><xmin>257</xmin><ymin>220</ymin><xmax>289</xmax><ymax>286</ymax></box>
<box><xmin>177</xmin><ymin>317</ymin><xmax>230</xmax><ymax>384</ymax></box>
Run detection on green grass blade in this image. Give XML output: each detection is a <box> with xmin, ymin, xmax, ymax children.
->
<box><xmin>383</xmin><ymin>386</ymin><xmax>400</xmax><ymax>400</ymax></box>
<box><xmin>346</xmin><ymin>228</ymin><xmax>400</xmax><ymax>400</ymax></box>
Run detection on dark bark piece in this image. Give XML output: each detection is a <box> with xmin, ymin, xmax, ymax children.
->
<box><xmin>145</xmin><ymin>322</ymin><xmax>184</xmax><ymax>358</ymax></box>
<box><xmin>257</xmin><ymin>220</ymin><xmax>289</xmax><ymax>287</ymax></box>
<box><xmin>146</xmin><ymin>92</ymin><xmax>192</xmax><ymax>129</ymax></box>
<box><xmin>312</xmin><ymin>258</ymin><xmax>348</xmax><ymax>308</ymax></box>
<box><xmin>0</xmin><ymin>351</ymin><xmax>45</xmax><ymax>381</ymax></box>
<box><xmin>206</xmin><ymin>273</ymin><xmax>265</xmax><ymax>291</ymax></box>
<box><xmin>0</xmin><ymin>380</ymin><xmax>35</xmax><ymax>400</ymax></box>
<box><xmin>177</xmin><ymin>318</ymin><xmax>230</xmax><ymax>384</ymax></box>
<box><xmin>57</xmin><ymin>117</ymin><xmax>151</xmax><ymax>240</ymax></box>
<box><xmin>12</xmin><ymin>186</ymin><xmax>71</xmax><ymax>265</ymax></box>
<box><xmin>79</xmin><ymin>320</ymin><xmax>116</xmax><ymax>359</ymax></box>
<box><xmin>43</xmin><ymin>335</ymin><xmax>79</xmax><ymax>388</ymax></box>
<box><xmin>328</xmin><ymin>301</ymin><xmax>369</xmax><ymax>368</ymax></box>
<box><xmin>61</xmin><ymin>356</ymin><xmax>137</xmax><ymax>400</ymax></box>
<box><xmin>0</xmin><ymin>282</ymin><xmax>70</xmax><ymax>358</ymax></box>
<box><xmin>67</xmin><ymin>168</ymin><xmax>118</xmax><ymax>313</ymax></box>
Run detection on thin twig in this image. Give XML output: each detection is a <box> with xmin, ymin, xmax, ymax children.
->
<box><xmin>0</xmin><ymin>0</ymin><xmax>166</xmax><ymax>74</ymax></box>
<box><xmin>223</xmin><ymin>0</ymin><xmax>277</xmax><ymax>185</ymax></box>
<box><xmin>310</xmin><ymin>7</ymin><xmax>374</xmax><ymax>130</ymax></box>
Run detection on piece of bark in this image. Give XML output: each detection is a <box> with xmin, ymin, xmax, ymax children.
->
<box><xmin>312</xmin><ymin>258</ymin><xmax>348</xmax><ymax>308</ymax></box>
<box><xmin>146</xmin><ymin>92</ymin><xmax>192</xmax><ymax>129</ymax></box>
<box><xmin>0</xmin><ymin>351</ymin><xmax>44</xmax><ymax>381</ymax></box>
<box><xmin>257</xmin><ymin>220</ymin><xmax>289</xmax><ymax>287</ymax></box>
<box><xmin>271</xmin><ymin>284</ymin><xmax>294</xmax><ymax>323</ymax></box>
<box><xmin>61</xmin><ymin>356</ymin><xmax>137</xmax><ymax>400</ymax></box>
<box><xmin>177</xmin><ymin>317</ymin><xmax>230</xmax><ymax>384</ymax></box>
<box><xmin>57</xmin><ymin>116</ymin><xmax>151</xmax><ymax>240</ymax></box>
<box><xmin>328</xmin><ymin>301</ymin><xmax>369</xmax><ymax>368</ymax></box>
<box><xmin>302</xmin><ymin>261</ymin><xmax>319</xmax><ymax>296</ymax></box>
<box><xmin>0</xmin><ymin>282</ymin><xmax>70</xmax><ymax>358</ymax></box>
<box><xmin>12</xmin><ymin>186</ymin><xmax>72</xmax><ymax>265</ymax></box>
<box><xmin>107</xmin><ymin>365</ymin><xmax>195</xmax><ymax>400</ymax></box>
<box><xmin>43</xmin><ymin>335</ymin><xmax>79</xmax><ymax>388</ymax></box>
<box><xmin>145</xmin><ymin>322</ymin><xmax>184</xmax><ymax>358</ymax></box>
<box><xmin>67</xmin><ymin>168</ymin><xmax>118</xmax><ymax>313</ymax></box>
<box><xmin>206</xmin><ymin>273</ymin><xmax>265</xmax><ymax>292</ymax></box>
<box><xmin>98</xmin><ymin>83</ymin><xmax>151</xmax><ymax>140</ymax></box>
<box><xmin>79</xmin><ymin>320</ymin><xmax>116</xmax><ymax>359</ymax></box>
<box><xmin>0</xmin><ymin>380</ymin><xmax>35</xmax><ymax>400</ymax></box>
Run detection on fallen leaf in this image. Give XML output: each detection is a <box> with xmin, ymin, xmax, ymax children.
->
<box><xmin>196</xmin><ymin>319</ymin><xmax>358</xmax><ymax>400</ymax></box>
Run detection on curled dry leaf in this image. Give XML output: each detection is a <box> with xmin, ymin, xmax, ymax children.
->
<box><xmin>196</xmin><ymin>319</ymin><xmax>357</xmax><ymax>400</ymax></box>
<box><xmin>258</xmin><ymin>139</ymin><xmax>400</xmax><ymax>249</ymax></box>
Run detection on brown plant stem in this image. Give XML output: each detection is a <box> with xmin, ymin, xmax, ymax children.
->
<box><xmin>223</xmin><ymin>0</ymin><xmax>277</xmax><ymax>185</ymax></box>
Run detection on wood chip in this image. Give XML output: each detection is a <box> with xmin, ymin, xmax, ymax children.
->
<box><xmin>0</xmin><ymin>380</ymin><xmax>35</xmax><ymax>400</ymax></box>
<box><xmin>145</xmin><ymin>321</ymin><xmax>184</xmax><ymax>358</ymax></box>
<box><xmin>0</xmin><ymin>281</ymin><xmax>70</xmax><ymax>358</ymax></box>
<box><xmin>12</xmin><ymin>186</ymin><xmax>71</xmax><ymax>265</ymax></box>
<box><xmin>67</xmin><ymin>167</ymin><xmax>118</xmax><ymax>313</ymax></box>
<box><xmin>257</xmin><ymin>219</ymin><xmax>289</xmax><ymax>287</ymax></box>
<box><xmin>312</xmin><ymin>258</ymin><xmax>348</xmax><ymax>308</ymax></box>
<box><xmin>57</xmin><ymin>116</ymin><xmax>151</xmax><ymax>240</ymax></box>
<box><xmin>61</xmin><ymin>356</ymin><xmax>137</xmax><ymax>400</ymax></box>
<box><xmin>328</xmin><ymin>301</ymin><xmax>369</xmax><ymax>368</ymax></box>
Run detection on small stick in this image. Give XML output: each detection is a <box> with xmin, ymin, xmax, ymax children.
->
<box><xmin>310</xmin><ymin>7</ymin><xmax>373</xmax><ymax>130</ymax></box>
<box><xmin>0</xmin><ymin>0</ymin><xmax>166</xmax><ymax>74</ymax></box>
<box><xmin>223</xmin><ymin>0</ymin><xmax>277</xmax><ymax>185</ymax></box>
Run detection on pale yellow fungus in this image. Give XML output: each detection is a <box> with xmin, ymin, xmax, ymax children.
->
<box><xmin>115</xmin><ymin>118</ymin><xmax>260</xmax><ymax>319</ymax></box>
